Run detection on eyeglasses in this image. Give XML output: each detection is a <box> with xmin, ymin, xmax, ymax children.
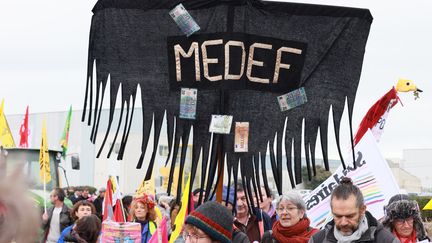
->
<box><xmin>394</xmin><ymin>217</ymin><xmax>414</xmax><ymax>226</ymax></box>
<box><xmin>276</xmin><ymin>207</ymin><xmax>298</xmax><ymax>213</ymax></box>
<box><xmin>182</xmin><ymin>232</ymin><xmax>209</xmax><ymax>242</ymax></box>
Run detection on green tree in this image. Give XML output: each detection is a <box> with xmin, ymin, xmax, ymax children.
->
<box><xmin>301</xmin><ymin>165</ymin><xmax>332</xmax><ymax>190</ymax></box>
<box><xmin>410</xmin><ymin>195</ymin><xmax>432</xmax><ymax>221</ymax></box>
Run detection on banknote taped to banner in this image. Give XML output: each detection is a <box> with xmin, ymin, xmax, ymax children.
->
<box><xmin>234</xmin><ymin>122</ymin><xmax>249</xmax><ymax>152</ymax></box>
<box><xmin>169</xmin><ymin>3</ymin><xmax>200</xmax><ymax>37</ymax></box>
<box><xmin>277</xmin><ymin>87</ymin><xmax>308</xmax><ymax>112</ymax></box>
<box><xmin>179</xmin><ymin>88</ymin><xmax>197</xmax><ymax>120</ymax></box>
<box><xmin>209</xmin><ymin>115</ymin><xmax>233</xmax><ymax>134</ymax></box>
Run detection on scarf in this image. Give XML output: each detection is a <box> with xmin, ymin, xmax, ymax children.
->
<box><xmin>333</xmin><ymin>215</ymin><xmax>369</xmax><ymax>243</ymax></box>
<box><xmin>267</xmin><ymin>205</ymin><xmax>276</xmax><ymax>219</ymax></box>
<box><xmin>393</xmin><ymin>228</ymin><xmax>417</xmax><ymax>243</ymax></box>
<box><xmin>272</xmin><ymin>218</ymin><xmax>317</xmax><ymax>243</ymax></box>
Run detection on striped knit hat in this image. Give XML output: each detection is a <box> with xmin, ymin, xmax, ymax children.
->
<box><xmin>185</xmin><ymin>201</ymin><xmax>233</xmax><ymax>243</ymax></box>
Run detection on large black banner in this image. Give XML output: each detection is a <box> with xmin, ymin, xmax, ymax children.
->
<box><xmin>83</xmin><ymin>0</ymin><xmax>372</xmax><ymax>201</ymax></box>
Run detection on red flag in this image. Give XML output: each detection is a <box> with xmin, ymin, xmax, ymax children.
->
<box><xmin>353</xmin><ymin>87</ymin><xmax>400</xmax><ymax>145</ymax></box>
<box><xmin>103</xmin><ymin>177</ymin><xmax>125</xmax><ymax>222</ymax></box>
<box><xmin>103</xmin><ymin>178</ymin><xmax>114</xmax><ymax>221</ymax></box>
<box><xmin>113</xmin><ymin>198</ymin><xmax>125</xmax><ymax>222</ymax></box>
<box><xmin>19</xmin><ymin>106</ymin><xmax>29</xmax><ymax>148</ymax></box>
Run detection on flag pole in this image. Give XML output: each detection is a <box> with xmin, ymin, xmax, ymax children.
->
<box><xmin>40</xmin><ymin>119</ymin><xmax>51</xmax><ymax>213</ymax></box>
<box><xmin>43</xmin><ymin>168</ymin><xmax>47</xmax><ymax>213</ymax></box>
<box><xmin>115</xmin><ymin>175</ymin><xmax>127</xmax><ymax>222</ymax></box>
<box><xmin>118</xmin><ymin>194</ymin><xmax>127</xmax><ymax>222</ymax></box>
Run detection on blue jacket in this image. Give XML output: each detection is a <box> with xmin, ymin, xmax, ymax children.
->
<box><xmin>137</xmin><ymin>220</ymin><xmax>157</xmax><ymax>243</ymax></box>
<box><xmin>57</xmin><ymin>224</ymin><xmax>73</xmax><ymax>243</ymax></box>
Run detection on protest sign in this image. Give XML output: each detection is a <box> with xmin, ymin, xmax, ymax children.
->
<box><xmin>100</xmin><ymin>220</ymin><xmax>142</xmax><ymax>242</ymax></box>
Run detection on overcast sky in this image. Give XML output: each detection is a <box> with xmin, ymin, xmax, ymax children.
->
<box><xmin>1</xmin><ymin>0</ymin><xmax>431</xmax><ymax>160</ymax></box>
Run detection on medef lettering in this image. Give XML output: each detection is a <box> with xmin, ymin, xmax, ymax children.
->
<box><xmin>306</xmin><ymin>151</ymin><xmax>366</xmax><ymax>210</ymax></box>
<box><xmin>167</xmin><ymin>33</ymin><xmax>307</xmax><ymax>92</ymax></box>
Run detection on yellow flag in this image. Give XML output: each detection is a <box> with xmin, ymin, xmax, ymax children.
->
<box><xmin>160</xmin><ymin>166</ymin><xmax>180</xmax><ymax>196</ymax></box>
<box><xmin>135</xmin><ymin>177</ymin><xmax>155</xmax><ymax>198</ymax></box>
<box><xmin>0</xmin><ymin>99</ymin><xmax>16</xmax><ymax>148</ymax></box>
<box><xmin>154</xmin><ymin>206</ymin><xmax>162</xmax><ymax>221</ymax></box>
<box><xmin>39</xmin><ymin>120</ymin><xmax>51</xmax><ymax>183</ymax></box>
<box><xmin>424</xmin><ymin>198</ymin><xmax>432</xmax><ymax>210</ymax></box>
<box><xmin>109</xmin><ymin>176</ymin><xmax>117</xmax><ymax>192</ymax></box>
<box><xmin>169</xmin><ymin>173</ymin><xmax>191</xmax><ymax>243</ymax></box>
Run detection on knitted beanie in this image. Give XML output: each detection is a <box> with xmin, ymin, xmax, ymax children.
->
<box><xmin>185</xmin><ymin>201</ymin><xmax>233</xmax><ymax>243</ymax></box>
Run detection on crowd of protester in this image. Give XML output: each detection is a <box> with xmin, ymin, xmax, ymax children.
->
<box><xmin>1</xmin><ymin>176</ymin><xmax>431</xmax><ymax>243</ymax></box>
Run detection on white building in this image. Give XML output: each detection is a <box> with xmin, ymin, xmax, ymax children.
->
<box><xmin>7</xmin><ymin>108</ymin><xmax>159</xmax><ymax>194</ymax></box>
<box><xmin>387</xmin><ymin>159</ymin><xmax>422</xmax><ymax>194</ymax></box>
<box><xmin>400</xmin><ymin>149</ymin><xmax>432</xmax><ymax>191</ymax></box>
<box><xmin>7</xmin><ymin>108</ymin><xmax>222</xmax><ymax>195</ymax></box>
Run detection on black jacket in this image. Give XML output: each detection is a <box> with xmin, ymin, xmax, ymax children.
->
<box><xmin>308</xmin><ymin>211</ymin><xmax>399</xmax><ymax>243</ymax></box>
<box><xmin>233</xmin><ymin>227</ymin><xmax>251</xmax><ymax>243</ymax></box>
<box><xmin>93</xmin><ymin>196</ymin><xmax>104</xmax><ymax>219</ymax></box>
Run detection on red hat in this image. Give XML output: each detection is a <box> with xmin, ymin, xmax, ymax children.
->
<box><xmin>133</xmin><ymin>194</ymin><xmax>155</xmax><ymax>209</ymax></box>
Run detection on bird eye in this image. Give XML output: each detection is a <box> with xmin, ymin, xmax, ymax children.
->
<box><xmin>406</xmin><ymin>82</ymin><xmax>410</xmax><ymax>85</ymax></box>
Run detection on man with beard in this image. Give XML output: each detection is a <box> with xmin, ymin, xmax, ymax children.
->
<box><xmin>309</xmin><ymin>177</ymin><xmax>398</xmax><ymax>243</ymax></box>
<box><xmin>42</xmin><ymin>188</ymin><xmax>73</xmax><ymax>243</ymax></box>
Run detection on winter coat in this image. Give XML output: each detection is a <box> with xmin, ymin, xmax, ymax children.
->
<box><xmin>234</xmin><ymin>208</ymin><xmax>272</xmax><ymax>242</ymax></box>
<box><xmin>57</xmin><ymin>224</ymin><xmax>74</xmax><ymax>243</ymax></box>
<box><xmin>233</xmin><ymin>227</ymin><xmax>251</xmax><ymax>243</ymax></box>
<box><xmin>308</xmin><ymin>211</ymin><xmax>399</xmax><ymax>243</ymax></box>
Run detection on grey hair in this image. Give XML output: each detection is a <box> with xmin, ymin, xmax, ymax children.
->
<box><xmin>276</xmin><ymin>191</ymin><xmax>307</xmax><ymax>212</ymax></box>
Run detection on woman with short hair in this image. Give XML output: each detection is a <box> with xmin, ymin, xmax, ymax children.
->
<box><xmin>58</xmin><ymin>200</ymin><xmax>96</xmax><ymax>243</ymax></box>
<box><xmin>261</xmin><ymin>192</ymin><xmax>318</xmax><ymax>243</ymax></box>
